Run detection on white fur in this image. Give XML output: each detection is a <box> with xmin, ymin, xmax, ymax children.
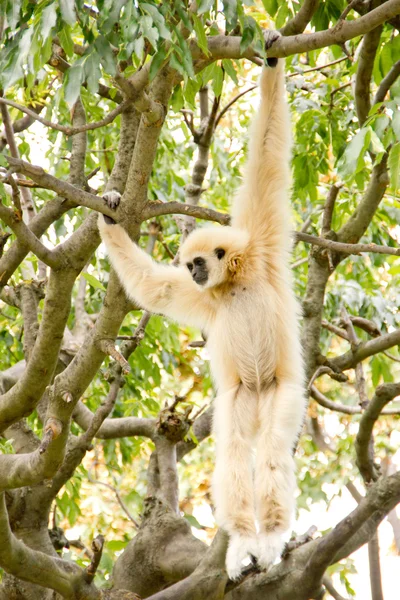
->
<box><xmin>98</xmin><ymin>56</ymin><xmax>305</xmax><ymax>579</ymax></box>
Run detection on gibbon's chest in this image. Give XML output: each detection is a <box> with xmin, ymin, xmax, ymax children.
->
<box><xmin>208</xmin><ymin>283</ymin><xmax>278</xmax><ymax>388</ymax></box>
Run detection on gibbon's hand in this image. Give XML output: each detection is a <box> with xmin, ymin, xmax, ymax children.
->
<box><xmin>263</xmin><ymin>29</ymin><xmax>281</xmax><ymax>68</ymax></box>
<box><xmin>102</xmin><ymin>190</ymin><xmax>122</xmax><ymax>224</ymax></box>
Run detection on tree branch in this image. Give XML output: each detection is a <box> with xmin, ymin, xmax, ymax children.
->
<box><xmin>310</xmin><ymin>384</ymin><xmax>400</xmax><ymax>415</ymax></box>
<box><xmin>331</xmin><ymin>328</ymin><xmax>400</xmax><ymax>371</ymax></box>
<box><xmin>142</xmin><ymin>201</ymin><xmax>230</xmax><ymax>225</ymax></box>
<box><xmin>373</xmin><ymin>59</ymin><xmax>400</xmax><ymax>104</ymax></box>
<box><xmin>280</xmin><ymin>0</ymin><xmax>320</xmax><ymax>36</ymax></box>
<box><xmin>295</xmin><ymin>231</ymin><xmax>400</xmax><ymax>257</ymax></box>
<box><xmin>354</xmin><ymin>23</ymin><xmax>382</xmax><ymax>126</ymax></box>
<box><xmin>305</xmin><ymin>470</ymin><xmax>400</xmax><ymax>579</ymax></box>
<box><xmin>355</xmin><ymin>382</ymin><xmax>400</xmax><ymax>482</ymax></box>
<box><xmin>0</xmin><ymin>492</ymin><xmax>99</xmax><ymax>599</ymax></box>
<box><xmin>0</xmin><ymin>202</ymin><xmax>60</xmax><ymax>269</ymax></box>
<box><xmin>192</xmin><ymin>1</ymin><xmax>400</xmax><ymax>63</ymax></box>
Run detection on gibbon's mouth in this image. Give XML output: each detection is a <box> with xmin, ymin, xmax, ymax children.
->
<box><xmin>193</xmin><ymin>272</ymin><xmax>208</xmax><ymax>285</ymax></box>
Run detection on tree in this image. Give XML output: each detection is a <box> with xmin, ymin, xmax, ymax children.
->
<box><xmin>0</xmin><ymin>0</ymin><xmax>400</xmax><ymax>599</ymax></box>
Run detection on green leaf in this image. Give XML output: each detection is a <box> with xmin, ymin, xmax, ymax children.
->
<box><xmin>58</xmin><ymin>26</ymin><xmax>74</xmax><ymax>58</ymax></box>
<box><xmin>184</xmin><ymin>513</ymin><xmax>204</xmax><ymax>529</ymax></box>
<box><xmin>149</xmin><ymin>46</ymin><xmax>168</xmax><ymax>82</ymax></box>
<box><xmin>222</xmin><ymin>0</ymin><xmax>238</xmax><ymax>31</ymax></box>
<box><xmin>140</xmin><ymin>15</ymin><xmax>159</xmax><ymax>49</ymax></box>
<box><xmin>222</xmin><ymin>59</ymin><xmax>238</xmax><ymax>84</ymax></box>
<box><xmin>170</xmin><ymin>84</ymin><xmax>184</xmax><ymax>113</ymax></box>
<box><xmin>107</xmin><ymin>540</ymin><xmax>128</xmax><ymax>552</ymax></box>
<box><xmin>260</xmin><ymin>0</ymin><xmax>278</xmax><ymax>16</ymax></box>
<box><xmin>64</xmin><ymin>63</ymin><xmax>84</xmax><ymax>106</ymax></box>
<box><xmin>197</xmin><ymin>0</ymin><xmax>214</xmax><ymax>15</ymax></box>
<box><xmin>82</xmin><ymin>272</ymin><xmax>106</xmax><ymax>291</ymax></box>
<box><xmin>84</xmin><ymin>52</ymin><xmax>101</xmax><ymax>95</ymax></box>
<box><xmin>142</xmin><ymin>3</ymin><xmax>171</xmax><ymax>40</ymax></box>
<box><xmin>59</xmin><ymin>0</ymin><xmax>76</xmax><ymax>26</ymax></box>
<box><xmin>239</xmin><ymin>19</ymin><xmax>255</xmax><ymax>55</ymax></box>
<box><xmin>192</xmin><ymin>14</ymin><xmax>209</xmax><ymax>57</ymax></box>
<box><xmin>170</xmin><ymin>51</ymin><xmax>187</xmax><ymax>79</ymax></box>
<box><xmin>40</xmin><ymin>3</ymin><xmax>57</xmax><ymax>41</ymax></box>
<box><xmin>339</xmin><ymin>127</ymin><xmax>370</xmax><ymax>178</ymax></box>
<box><xmin>388</xmin><ymin>142</ymin><xmax>400</xmax><ymax>196</ymax></box>
<box><xmin>212</xmin><ymin>65</ymin><xmax>224</xmax><ymax>98</ymax></box>
<box><xmin>392</xmin><ymin>111</ymin><xmax>400</xmax><ymax>142</ymax></box>
<box><xmin>174</xmin><ymin>30</ymin><xmax>195</xmax><ymax>78</ymax></box>
<box><xmin>369</xmin><ymin>129</ymin><xmax>385</xmax><ymax>154</ymax></box>
<box><xmin>95</xmin><ymin>36</ymin><xmax>117</xmax><ymax>76</ymax></box>
<box><xmin>102</xmin><ymin>0</ymin><xmax>126</xmax><ymax>33</ymax></box>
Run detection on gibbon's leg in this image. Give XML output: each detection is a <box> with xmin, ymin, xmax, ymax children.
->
<box><xmin>254</xmin><ymin>380</ymin><xmax>305</xmax><ymax>570</ymax></box>
<box><xmin>98</xmin><ymin>193</ymin><xmax>213</xmax><ymax>328</ymax></box>
<box><xmin>212</xmin><ymin>385</ymin><xmax>259</xmax><ymax>579</ymax></box>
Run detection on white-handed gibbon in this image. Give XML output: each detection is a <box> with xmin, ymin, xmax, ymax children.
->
<box><xmin>98</xmin><ymin>31</ymin><xmax>305</xmax><ymax>579</ymax></box>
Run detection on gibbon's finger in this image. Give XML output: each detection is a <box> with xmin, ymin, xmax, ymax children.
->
<box><xmin>102</xmin><ymin>190</ymin><xmax>122</xmax><ymax>210</ymax></box>
<box><xmin>103</xmin><ymin>214</ymin><xmax>117</xmax><ymax>225</ymax></box>
<box><xmin>102</xmin><ymin>190</ymin><xmax>121</xmax><ymax>224</ymax></box>
<box><xmin>263</xmin><ymin>29</ymin><xmax>281</xmax><ymax>67</ymax></box>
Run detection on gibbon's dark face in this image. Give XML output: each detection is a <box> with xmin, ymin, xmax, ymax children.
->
<box><xmin>179</xmin><ymin>226</ymin><xmax>250</xmax><ymax>289</ymax></box>
<box><xmin>186</xmin><ymin>248</ymin><xmax>226</xmax><ymax>286</ymax></box>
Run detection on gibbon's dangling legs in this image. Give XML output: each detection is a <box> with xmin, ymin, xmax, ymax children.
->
<box><xmin>255</xmin><ymin>380</ymin><xmax>305</xmax><ymax>568</ymax></box>
<box><xmin>212</xmin><ymin>384</ymin><xmax>259</xmax><ymax>579</ymax></box>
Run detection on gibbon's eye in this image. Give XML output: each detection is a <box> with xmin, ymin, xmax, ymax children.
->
<box><xmin>215</xmin><ymin>248</ymin><xmax>226</xmax><ymax>260</ymax></box>
<box><xmin>193</xmin><ymin>256</ymin><xmax>205</xmax><ymax>267</ymax></box>
<box><xmin>187</xmin><ymin>262</ymin><xmax>193</xmax><ymax>272</ymax></box>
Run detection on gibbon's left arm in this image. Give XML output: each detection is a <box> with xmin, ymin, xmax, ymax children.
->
<box><xmin>231</xmin><ymin>31</ymin><xmax>292</xmax><ymax>262</ymax></box>
<box><xmin>98</xmin><ymin>216</ymin><xmax>213</xmax><ymax>329</ymax></box>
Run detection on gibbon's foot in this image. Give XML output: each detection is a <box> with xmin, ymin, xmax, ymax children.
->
<box><xmin>102</xmin><ymin>190</ymin><xmax>122</xmax><ymax>224</ymax></box>
<box><xmin>226</xmin><ymin>533</ymin><xmax>259</xmax><ymax>580</ymax></box>
<box><xmin>256</xmin><ymin>531</ymin><xmax>285</xmax><ymax>572</ymax></box>
<box><xmin>263</xmin><ymin>29</ymin><xmax>281</xmax><ymax>68</ymax></box>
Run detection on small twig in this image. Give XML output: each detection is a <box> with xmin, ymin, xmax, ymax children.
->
<box><xmin>83</xmin><ymin>534</ymin><xmax>105</xmax><ymax>584</ymax></box>
<box><xmin>39</xmin><ymin>418</ymin><xmax>63</xmax><ymax>454</ymax></box>
<box><xmin>291</xmin><ymin>256</ymin><xmax>308</xmax><ymax>269</ymax></box>
<box><xmin>188</xmin><ymin>403</ymin><xmax>209</xmax><ymax>424</ymax></box>
<box><xmin>321</xmin><ymin>320</ymin><xmax>349</xmax><ymax>340</ymax></box>
<box><xmin>287</xmin><ymin>56</ymin><xmax>350</xmax><ymax>78</ymax></box>
<box><xmin>89</xmin><ymin>477</ymin><xmax>139</xmax><ymax>527</ymax></box>
<box><xmin>97</xmin><ymin>339</ymin><xmax>130</xmax><ymax>374</ymax></box>
<box><xmin>338</xmin><ymin>0</ymin><xmax>363</xmax><ymax>23</ymax></box>
<box><xmin>310</xmin><ymin>385</ymin><xmax>400</xmax><ymax>415</ymax></box>
<box><xmin>282</xmin><ymin>525</ymin><xmax>318</xmax><ymax>558</ymax></box>
<box><xmin>308</xmin><ymin>365</ymin><xmax>348</xmax><ymax>389</ymax></box>
<box><xmin>322</xmin><ymin>574</ymin><xmax>350</xmax><ymax>600</ymax></box>
<box><xmin>341</xmin><ymin>306</ymin><xmax>368</xmax><ymax>407</ymax></box>
<box><xmin>68</xmin><ymin>539</ymin><xmax>93</xmax><ymax>560</ymax></box>
<box><xmin>215</xmin><ymin>85</ymin><xmax>258</xmax><ymax>128</ymax></box>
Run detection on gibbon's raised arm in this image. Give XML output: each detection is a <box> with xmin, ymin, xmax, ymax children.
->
<box><xmin>231</xmin><ymin>58</ymin><xmax>292</xmax><ymax>260</ymax></box>
<box><xmin>98</xmin><ymin>217</ymin><xmax>213</xmax><ymax>329</ymax></box>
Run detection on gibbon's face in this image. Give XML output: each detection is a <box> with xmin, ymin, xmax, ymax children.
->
<box><xmin>179</xmin><ymin>227</ymin><xmax>250</xmax><ymax>289</ymax></box>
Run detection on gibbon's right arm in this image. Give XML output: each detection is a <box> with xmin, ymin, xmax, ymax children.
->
<box><xmin>98</xmin><ymin>216</ymin><xmax>213</xmax><ymax>329</ymax></box>
<box><xmin>231</xmin><ymin>31</ymin><xmax>292</xmax><ymax>262</ymax></box>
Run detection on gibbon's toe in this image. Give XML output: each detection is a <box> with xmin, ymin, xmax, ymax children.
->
<box><xmin>226</xmin><ymin>533</ymin><xmax>259</xmax><ymax>580</ymax></box>
<box><xmin>256</xmin><ymin>531</ymin><xmax>285</xmax><ymax>572</ymax></box>
<box><xmin>263</xmin><ymin>29</ymin><xmax>281</xmax><ymax>51</ymax></box>
<box><xmin>102</xmin><ymin>190</ymin><xmax>122</xmax><ymax>210</ymax></box>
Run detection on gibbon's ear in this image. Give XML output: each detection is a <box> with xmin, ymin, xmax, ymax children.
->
<box><xmin>227</xmin><ymin>252</ymin><xmax>244</xmax><ymax>279</ymax></box>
